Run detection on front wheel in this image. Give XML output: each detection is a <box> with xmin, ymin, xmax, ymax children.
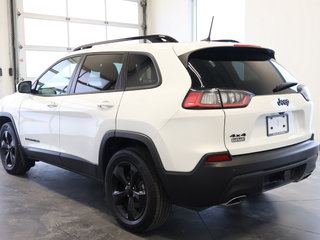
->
<box><xmin>0</xmin><ymin>122</ymin><xmax>33</xmax><ymax>174</ymax></box>
<box><xmin>105</xmin><ymin>148</ymin><xmax>171</xmax><ymax>232</ymax></box>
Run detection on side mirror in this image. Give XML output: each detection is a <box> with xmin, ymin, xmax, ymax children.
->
<box><xmin>17</xmin><ymin>81</ymin><xmax>32</xmax><ymax>93</ymax></box>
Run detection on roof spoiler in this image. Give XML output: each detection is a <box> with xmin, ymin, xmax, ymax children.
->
<box><xmin>179</xmin><ymin>46</ymin><xmax>276</xmax><ymax>68</ymax></box>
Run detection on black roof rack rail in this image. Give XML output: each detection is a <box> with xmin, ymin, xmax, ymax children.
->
<box><xmin>73</xmin><ymin>34</ymin><xmax>178</xmax><ymax>51</ymax></box>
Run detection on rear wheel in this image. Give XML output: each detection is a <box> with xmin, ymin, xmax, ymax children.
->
<box><xmin>0</xmin><ymin>122</ymin><xmax>33</xmax><ymax>174</ymax></box>
<box><xmin>105</xmin><ymin>148</ymin><xmax>171</xmax><ymax>232</ymax></box>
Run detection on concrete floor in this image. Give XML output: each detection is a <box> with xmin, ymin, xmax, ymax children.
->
<box><xmin>0</xmin><ymin>160</ymin><xmax>319</xmax><ymax>240</ymax></box>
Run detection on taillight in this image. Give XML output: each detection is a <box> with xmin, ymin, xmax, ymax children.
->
<box><xmin>183</xmin><ymin>89</ymin><xmax>253</xmax><ymax>109</ymax></box>
<box><xmin>183</xmin><ymin>89</ymin><xmax>221</xmax><ymax>108</ymax></box>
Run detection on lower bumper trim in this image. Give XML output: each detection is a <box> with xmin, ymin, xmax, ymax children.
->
<box><xmin>160</xmin><ymin>140</ymin><xmax>319</xmax><ymax>209</ymax></box>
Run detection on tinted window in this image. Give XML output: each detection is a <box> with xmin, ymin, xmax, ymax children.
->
<box><xmin>75</xmin><ymin>54</ymin><xmax>124</xmax><ymax>93</ymax></box>
<box><xmin>185</xmin><ymin>47</ymin><xmax>297</xmax><ymax>95</ymax></box>
<box><xmin>36</xmin><ymin>57</ymin><xmax>80</xmax><ymax>95</ymax></box>
<box><xmin>126</xmin><ymin>54</ymin><xmax>158</xmax><ymax>88</ymax></box>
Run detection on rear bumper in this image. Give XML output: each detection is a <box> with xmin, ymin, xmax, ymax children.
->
<box><xmin>161</xmin><ymin>139</ymin><xmax>319</xmax><ymax>209</ymax></box>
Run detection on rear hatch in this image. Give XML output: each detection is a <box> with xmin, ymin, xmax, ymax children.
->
<box><xmin>180</xmin><ymin>46</ymin><xmax>313</xmax><ymax>155</ymax></box>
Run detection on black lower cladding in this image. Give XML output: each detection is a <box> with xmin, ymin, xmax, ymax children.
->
<box><xmin>22</xmin><ymin>138</ymin><xmax>318</xmax><ymax>210</ymax></box>
<box><xmin>161</xmin><ymin>140</ymin><xmax>319</xmax><ymax>209</ymax></box>
<box><xmin>23</xmin><ymin>147</ymin><xmax>101</xmax><ymax>181</ymax></box>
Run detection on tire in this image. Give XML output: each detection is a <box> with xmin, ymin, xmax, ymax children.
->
<box><xmin>0</xmin><ymin>122</ymin><xmax>33</xmax><ymax>175</ymax></box>
<box><xmin>105</xmin><ymin>148</ymin><xmax>171</xmax><ymax>233</ymax></box>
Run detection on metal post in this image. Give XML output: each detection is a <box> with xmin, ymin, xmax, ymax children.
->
<box><xmin>9</xmin><ymin>0</ymin><xmax>19</xmax><ymax>85</ymax></box>
<box><xmin>140</xmin><ymin>0</ymin><xmax>147</xmax><ymax>41</ymax></box>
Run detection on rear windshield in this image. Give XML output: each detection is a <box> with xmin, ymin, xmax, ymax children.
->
<box><xmin>181</xmin><ymin>47</ymin><xmax>297</xmax><ymax>95</ymax></box>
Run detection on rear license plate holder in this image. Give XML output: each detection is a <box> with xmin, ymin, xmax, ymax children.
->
<box><xmin>266</xmin><ymin>114</ymin><xmax>289</xmax><ymax>136</ymax></box>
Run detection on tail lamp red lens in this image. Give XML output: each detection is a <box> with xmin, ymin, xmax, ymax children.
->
<box><xmin>206</xmin><ymin>153</ymin><xmax>232</xmax><ymax>162</ymax></box>
<box><xmin>183</xmin><ymin>90</ymin><xmax>221</xmax><ymax>108</ymax></box>
<box><xmin>183</xmin><ymin>89</ymin><xmax>253</xmax><ymax>109</ymax></box>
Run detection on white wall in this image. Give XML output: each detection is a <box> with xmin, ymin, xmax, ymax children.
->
<box><xmin>245</xmin><ymin>0</ymin><xmax>320</xmax><ymax>140</ymax></box>
<box><xmin>0</xmin><ymin>0</ymin><xmax>15</xmax><ymax>98</ymax></box>
<box><xmin>195</xmin><ymin>0</ymin><xmax>245</xmax><ymax>41</ymax></box>
<box><xmin>146</xmin><ymin>0</ymin><xmax>193</xmax><ymax>41</ymax></box>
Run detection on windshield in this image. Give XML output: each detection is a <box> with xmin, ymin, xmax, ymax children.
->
<box><xmin>182</xmin><ymin>47</ymin><xmax>297</xmax><ymax>95</ymax></box>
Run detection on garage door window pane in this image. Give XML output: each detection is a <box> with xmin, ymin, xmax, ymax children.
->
<box><xmin>68</xmin><ymin>0</ymin><xmax>105</xmax><ymax>21</ymax></box>
<box><xmin>69</xmin><ymin>23</ymin><xmax>106</xmax><ymax>48</ymax></box>
<box><xmin>107</xmin><ymin>26</ymin><xmax>139</xmax><ymax>40</ymax></box>
<box><xmin>23</xmin><ymin>0</ymin><xmax>66</xmax><ymax>16</ymax></box>
<box><xmin>24</xmin><ymin>18</ymin><xmax>68</xmax><ymax>47</ymax></box>
<box><xmin>26</xmin><ymin>51</ymin><xmax>66</xmax><ymax>78</ymax></box>
<box><xmin>106</xmin><ymin>0</ymin><xmax>139</xmax><ymax>24</ymax></box>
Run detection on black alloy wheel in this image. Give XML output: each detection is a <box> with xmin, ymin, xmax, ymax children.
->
<box><xmin>0</xmin><ymin>123</ymin><xmax>31</xmax><ymax>174</ymax></box>
<box><xmin>111</xmin><ymin>161</ymin><xmax>146</xmax><ymax>221</ymax></box>
<box><xmin>0</xmin><ymin>129</ymin><xmax>16</xmax><ymax>170</ymax></box>
<box><xmin>105</xmin><ymin>148</ymin><xmax>171</xmax><ymax>233</ymax></box>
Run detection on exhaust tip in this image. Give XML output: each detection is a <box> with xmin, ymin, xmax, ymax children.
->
<box><xmin>222</xmin><ymin>195</ymin><xmax>247</xmax><ymax>206</ymax></box>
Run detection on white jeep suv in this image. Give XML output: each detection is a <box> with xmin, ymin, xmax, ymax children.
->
<box><xmin>0</xmin><ymin>35</ymin><xmax>318</xmax><ymax>232</ymax></box>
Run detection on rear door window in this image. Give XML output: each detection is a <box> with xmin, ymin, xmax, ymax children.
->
<box><xmin>184</xmin><ymin>47</ymin><xmax>297</xmax><ymax>95</ymax></box>
<box><xmin>74</xmin><ymin>54</ymin><xmax>124</xmax><ymax>93</ymax></box>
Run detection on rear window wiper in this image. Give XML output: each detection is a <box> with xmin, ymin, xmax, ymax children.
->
<box><xmin>273</xmin><ymin>82</ymin><xmax>298</xmax><ymax>93</ymax></box>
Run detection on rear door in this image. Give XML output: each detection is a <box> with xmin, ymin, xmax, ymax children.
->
<box><xmin>185</xmin><ymin>46</ymin><xmax>313</xmax><ymax>155</ymax></box>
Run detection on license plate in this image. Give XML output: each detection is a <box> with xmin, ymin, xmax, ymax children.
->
<box><xmin>266</xmin><ymin>114</ymin><xmax>289</xmax><ymax>136</ymax></box>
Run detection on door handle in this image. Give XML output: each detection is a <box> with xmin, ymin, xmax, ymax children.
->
<box><xmin>97</xmin><ymin>101</ymin><xmax>114</xmax><ymax>110</ymax></box>
<box><xmin>47</xmin><ymin>102</ymin><xmax>58</xmax><ymax>108</ymax></box>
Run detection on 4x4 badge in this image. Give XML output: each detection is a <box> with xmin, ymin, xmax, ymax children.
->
<box><xmin>230</xmin><ymin>133</ymin><xmax>246</xmax><ymax>143</ymax></box>
<box><xmin>277</xmin><ymin>98</ymin><xmax>289</xmax><ymax>106</ymax></box>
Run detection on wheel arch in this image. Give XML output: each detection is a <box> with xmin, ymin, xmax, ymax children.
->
<box><xmin>0</xmin><ymin>113</ymin><xmax>21</xmax><ymax>145</ymax></box>
<box><xmin>0</xmin><ymin>113</ymin><xmax>13</xmax><ymax>127</ymax></box>
<box><xmin>98</xmin><ymin>131</ymin><xmax>166</xmax><ymax>182</ymax></box>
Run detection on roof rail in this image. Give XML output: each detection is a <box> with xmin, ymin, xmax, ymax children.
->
<box><xmin>73</xmin><ymin>34</ymin><xmax>178</xmax><ymax>51</ymax></box>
